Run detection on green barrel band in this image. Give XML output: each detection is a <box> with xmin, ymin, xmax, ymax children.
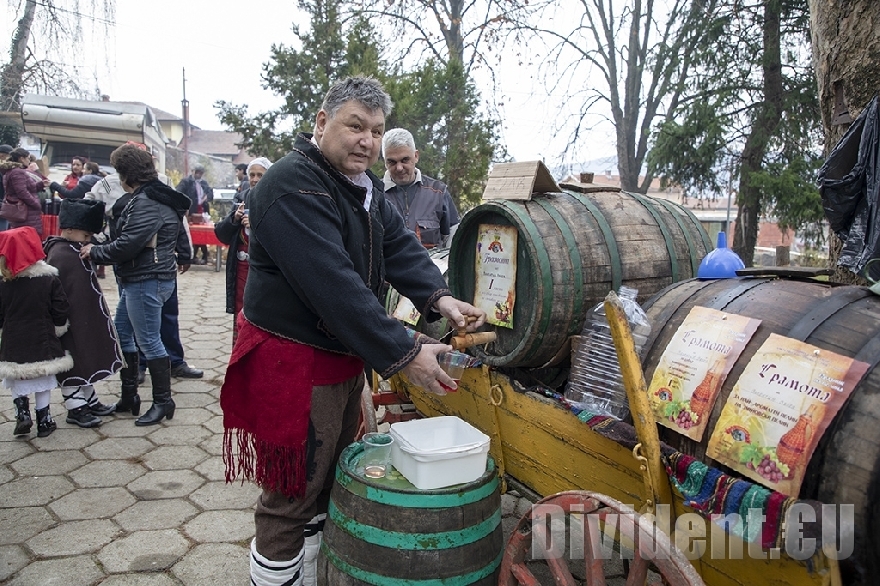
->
<box><xmin>677</xmin><ymin>205</ymin><xmax>714</xmax><ymax>252</ymax></box>
<box><xmin>627</xmin><ymin>191</ymin><xmax>680</xmax><ymax>282</ymax></box>
<box><xmin>321</xmin><ymin>545</ymin><xmax>502</xmax><ymax>586</ymax></box>
<box><xmin>649</xmin><ymin>197</ymin><xmax>702</xmax><ymax>276</ymax></box>
<box><xmin>328</xmin><ymin>500</ymin><xmax>501</xmax><ymax>550</ymax></box>
<box><xmin>564</xmin><ymin>190</ymin><xmax>623</xmax><ymax>292</ymax></box>
<box><xmin>335</xmin><ymin>446</ymin><xmax>499</xmax><ymax>508</ymax></box>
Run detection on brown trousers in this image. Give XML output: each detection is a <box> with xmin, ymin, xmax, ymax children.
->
<box><xmin>254</xmin><ymin>373</ymin><xmax>364</xmax><ymax>561</ymax></box>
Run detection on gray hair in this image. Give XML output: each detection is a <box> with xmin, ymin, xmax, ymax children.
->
<box><xmin>322</xmin><ymin>77</ymin><xmax>393</xmax><ymax>119</ymax></box>
<box><xmin>382</xmin><ymin>128</ymin><xmax>416</xmax><ymax>157</ymax></box>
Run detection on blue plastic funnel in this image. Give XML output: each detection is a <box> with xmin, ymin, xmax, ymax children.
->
<box><xmin>697</xmin><ymin>232</ymin><xmax>745</xmax><ymax>279</ymax></box>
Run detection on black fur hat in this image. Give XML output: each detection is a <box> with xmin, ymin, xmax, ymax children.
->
<box><xmin>59</xmin><ymin>198</ymin><xmax>106</xmax><ymax>234</ymax></box>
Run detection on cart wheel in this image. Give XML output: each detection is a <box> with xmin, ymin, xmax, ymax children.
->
<box><xmin>498</xmin><ymin>491</ymin><xmax>705</xmax><ymax>586</ymax></box>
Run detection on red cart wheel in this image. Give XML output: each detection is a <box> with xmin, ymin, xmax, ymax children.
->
<box><xmin>499</xmin><ymin>491</ymin><xmax>705</xmax><ymax>586</ymax></box>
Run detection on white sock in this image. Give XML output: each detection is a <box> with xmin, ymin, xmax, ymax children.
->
<box><xmin>62</xmin><ymin>386</ymin><xmax>90</xmax><ymax>410</ymax></box>
<box><xmin>302</xmin><ymin>513</ymin><xmax>326</xmax><ymax>586</ymax></box>
<box><xmin>250</xmin><ymin>538</ymin><xmax>303</xmax><ymax>586</ymax></box>
<box><xmin>34</xmin><ymin>390</ymin><xmax>51</xmax><ymax>410</ymax></box>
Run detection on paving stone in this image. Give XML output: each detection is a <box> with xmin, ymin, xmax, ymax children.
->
<box><xmin>146</xmin><ymin>425</ymin><xmax>211</xmax><ymax>446</ymax></box>
<box><xmin>69</xmin><ymin>460</ymin><xmax>147</xmax><ymax>488</ymax></box>
<box><xmin>204</xmin><ymin>402</ymin><xmax>223</xmax><ymax>416</ymax></box>
<box><xmin>85</xmin><ymin>437</ymin><xmax>155</xmax><ymax>460</ymax></box>
<box><xmin>198</xmin><ymin>435</ymin><xmax>223</xmax><ymax>456</ymax></box>
<box><xmin>183</xmin><ymin>510</ymin><xmax>254</xmax><ymax>543</ymax></box>
<box><xmin>163</xmin><ymin>407</ymin><xmax>212</xmax><ymax>426</ymax></box>
<box><xmin>141</xmin><ymin>445</ymin><xmax>208</xmax><ymax>471</ymax></box>
<box><xmin>166</xmin><ymin>393</ymin><xmax>213</xmax><ymax>409</ymax></box>
<box><xmin>114</xmin><ymin>498</ymin><xmax>199</xmax><ymax>532</ymax></box>
<box><xmin>171</xmin><ymin>543</ymin><xmax>249</xmax><ymax>585</ymax></box>
<box><xmin>97</xmin><ymin>418</ymin><xmax>156</xmax><ymax>437</ymax></box>
<box><xmin>26</xmin><ymin>519</ymin><xmax>119</xmax><ymax>556</ymax></box>
<box><xmin>0</xmin><ymin>464</ymin><xmax>13</xmax><ymax>484</ymax></box>
<box><xmin>201</xmin><ymin>415</ymin><xmax>224</xmax><ymax>434</ymax></box>
<box><xmin>193</xmin><ymin>456</ymin><xmax>226</xmax><ymax>481</ymax></box>
<box><xmin>0</xmin><ymin>507</ymin><xmax>56</xmax><ymax>545</ymax></box>
<box><xmin>97</xmin><ymin>574</ymin><xmax>180</xmax><ymax>585</ymax></box>
<box><xmin>189</xmin><ymin>480</ymin><xmax>259</xmax><ymax>510</ymax></box>
<box><xmin>128</xmin><ymin>470</ymin><xmax>204</xmax><ymax>500</ymax></box>
<box><xmin>0</xmin><ymin>544</ymin><xmax>29</xmax><ymax>581</ymax></box>
<box><xmin>97</xmin><ymin>529</ymin><xmax>189</xmax><ymax>573</ymax></box>
<box><xmin>0</xmin><ymin>441</ymin><xmax>36</xmax><ymax>465</ymax></box>
<box><xmin>170</xmin><ymin>380</ymin><xmax>216</xmax><ymax>394</ymax></box>
<box><xmin>4</xmin><ymin>555</ymin><xmax>104</xmax><ymax>586</ymax></box>
<box><xmin>49</xmin><ymin>487</ymin><xmax>136</xmax><ymax>520</ymax></box>
<box><xmin>10</xmin><ymin>450</ymin><xmax>88</xmax><ymax>476</ymax></box>
<box><xmin>3</xmin><ymin>475</ymin><xmax>74</xmax><ymax>507</ymax></box>
<box><xmin>29</xmin><ymin>427</ymin><xmax>102</xmax><ymax>451</ymax></box>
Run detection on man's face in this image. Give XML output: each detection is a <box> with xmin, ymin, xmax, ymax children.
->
<box><xmin>235</xmin><ymin>168</ymin><xmax>245</xmax><ymax>181</ymax></box>
<box><xmin>384</xmin><ymin>145</ymin><xmax>419</xmax><ymax>186</ymax></box>
<box><xmin>194</xmin><ymin>170</ymin><xmax>204</xmax><ymax>180</ymax></box>
<box><xmin>315</xmin><ymin>100</ymin><xmax>385</xmax><ymax>177</ymax></box>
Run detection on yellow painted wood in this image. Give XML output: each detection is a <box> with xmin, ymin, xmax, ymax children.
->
<box><xmin>391</xmin><ymin>367</ymin><xmax>825</xmax><ymax>586</ymax></box>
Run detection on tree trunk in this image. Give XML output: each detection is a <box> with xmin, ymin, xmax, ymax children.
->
<box><xmin>731</xmin><ymin>0</ymin><xmax>784</xmax><ymax>266</ymax></box>
<box><xmin>809</xmin><ymin>0</ymin><xmax>880</xmax><ymax>283</ymax></box>
<box><xmin>1</xmin><ymin>0</ymin><xmax>37</xmax><ymax>112</ymax></box>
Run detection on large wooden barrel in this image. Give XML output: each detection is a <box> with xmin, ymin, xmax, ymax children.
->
<box><xmin>448</xmin><ymin>188</ymin><xmax>711</xmax><ymax>367</ymax></box>
<box><xmin>641</xmin><ymin>277</ymin><xmax>880</xmax><ymax>579</ymax></box>
<box><xmin>385</xmin><ymin>247</ymin><xmax>452</xmax><ymax>341</ymax></box>
<box><xmin>317</xmin><ymin>443</ymin><xmax>502</xmax><ymax>585</ymax></box>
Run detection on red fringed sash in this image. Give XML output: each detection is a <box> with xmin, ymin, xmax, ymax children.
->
<box><xmin>221</xmin><ymin>314</ymin><xmax>363</xmax><ymax>498</ymax></box>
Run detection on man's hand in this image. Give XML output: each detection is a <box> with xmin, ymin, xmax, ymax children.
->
<box><xmin>400</xmin><ymin>343</ymin><xmax>457</xmax><ymax>395</ymax></box>
<box><xmin>79</xmin><ymin>243</ymin><xmax>93</xmax><ymax>260</ymax></box>
<box><xmin>433</xmin><ymin>296</ymin><xmax>486</xmax><ymax>331</ymax></box>
<box><xmin>179</xmin><ymin>263</ymin><xmax>191</xmax><ymax>274</ymax></box>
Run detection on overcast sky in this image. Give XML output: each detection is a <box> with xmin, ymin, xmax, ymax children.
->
<box><xmin>3</xmin><ymin>1</ymin><xmax>617</xmax><ymax>169</ymax></box>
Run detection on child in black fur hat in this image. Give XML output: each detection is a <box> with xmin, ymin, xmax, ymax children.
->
<box><xmin>44</xmin><ymin>199</ymin><xmax>123</xmax><ymax>427</ymax></box>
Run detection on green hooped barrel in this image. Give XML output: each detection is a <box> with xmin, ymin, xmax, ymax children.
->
<box><xmin>385</xmin><ymin>247</ymin><xmax>453</xmax><ymax>341</ymax></box>
<box><xmin>448</xmin><ymin>188</ymin><xmax>711</xmax><ymax>367</ymax></box>
<box><xmin>317</xmin><ymin>443</ymin><xmax>502</xmax><ymax>585</ymax></box>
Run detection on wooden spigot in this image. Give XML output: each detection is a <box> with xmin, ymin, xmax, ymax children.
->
<box><xmin>450</xmin><ymin>316</ymin><xmax>497</xmax><ymax>350</ymax></box>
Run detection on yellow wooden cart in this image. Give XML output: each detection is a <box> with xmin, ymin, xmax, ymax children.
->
<box><xmin>388</xmin><ymin>293</ymin><xmax>843</xmax><ymax>586</ymax></box>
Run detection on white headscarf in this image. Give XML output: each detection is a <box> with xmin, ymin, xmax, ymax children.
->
<box><xmin>247</xmin><ymin>157</ymin><xmax>273</xmax><ymax>173</ymax></box>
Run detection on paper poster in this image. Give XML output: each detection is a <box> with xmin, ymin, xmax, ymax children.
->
<box><xmin>473</xmin><ymin>224</ymin><xmax>517</xmax><ymax>328</ymax></box>
<box><xmin>707</xmin><ymin>333</ymin><xmax>870</xmax><ymax>496</ymax></box>
<box><xmin>390</xmin><ymin>254</ymin><xmax>451</xmax><ymax>326</ymax></box>
<box><xmin>648</xmin><ymin>307</ymin><xmax>761</xmax><ymax>440</ymax></box>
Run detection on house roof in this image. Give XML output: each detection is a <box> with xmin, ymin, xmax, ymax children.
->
<box><xmin>182</xmin><ymin>129</ymin><xmax>245</xmax><ymax>157</ymax></box>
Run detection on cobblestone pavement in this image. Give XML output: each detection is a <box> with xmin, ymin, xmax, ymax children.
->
<box><xmin>0</xmin><ymin>265</ymin><xmax>544</xmax><ymax>585</ymax></box>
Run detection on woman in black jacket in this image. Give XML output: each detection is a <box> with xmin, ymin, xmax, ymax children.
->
<box><xmin>214</xmin><ymin>157</ymin><xmax>271</xmax><ymax>342</ymax></box>
<box><xmin>80</xmin><ymin>144</ymin><xmax>192</xmax><ymax>426</ymax></box>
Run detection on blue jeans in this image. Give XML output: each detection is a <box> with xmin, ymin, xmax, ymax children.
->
<box><xmin>115</xmin><ymin>278</ymin><xmax>176</xmax><ymax>360</ymax></box>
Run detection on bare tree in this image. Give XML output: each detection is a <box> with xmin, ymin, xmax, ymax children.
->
<box><xmin>1</xmin><ymin>0</ymin><xmax>115</xmax><ymax>140</ymax></box>
<box><xmin>809</xmin><ymin>0</ymin><xmax>880</xmax><ymax>284</ymax></box>
<box><xmin>524</xmin><ymin>0</ymin><xmax>717</xmax><ymax>192</ymax></box>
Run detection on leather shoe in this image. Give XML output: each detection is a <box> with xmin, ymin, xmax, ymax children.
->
<box><xmin>171</xmin><ymin>363</ymin><xmax>203</xmax><ymax>378</ymax></box>
<box><xmin>137</xmin><ymin>370</ymin><xmax>146</xmax><ymax>385</ymax></box>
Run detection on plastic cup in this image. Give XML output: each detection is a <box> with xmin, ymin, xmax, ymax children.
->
<box><xmin>361</xmin><ymin>432</ymin><xmax>394</xmax><ymax>478</ymax></box>
<box><xmin>438</xmin><ymin>351</ymin><xmax>469</xmax><ymax>391</ymax></box>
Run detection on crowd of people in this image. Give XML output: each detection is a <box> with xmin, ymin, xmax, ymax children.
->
<box><xmin>1</xmin><ymin>76</ymin><xmax>468</xmax><ymax>586</ymax></box>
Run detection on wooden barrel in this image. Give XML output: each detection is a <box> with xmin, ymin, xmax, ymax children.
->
<box><xmin>448</xmin><ymin>188</ymin><xmax>711</xmax><ymax>367</ymax></box>
<box><xmin>385</xmin><ymin>247</ymin><xmax>453</xmax><ymax>341</ymax></box>
<box><xmin>641</xmin><ymin>277</ymin><xmax>880</xmax><ymax>578</ymax></box>
<box><xmin>317</xmin><ymin>443</ymin><xmax>502</xmax><ymax>585</ymax></box>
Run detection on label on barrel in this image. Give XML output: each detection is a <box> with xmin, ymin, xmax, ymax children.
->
<box><xmin>473</xmin><ymin>224</ymin><xmax>517</xmax><ymax>328</ymax></box>
<box><xmin>647</xmin><ymin>306</ymin><xmax>760</xmax><ymax>440</ymax></box>
<box><xmin>707</xmin><ymin>333</ymin><xmax>870</xmax><ymax>496</ymax></box>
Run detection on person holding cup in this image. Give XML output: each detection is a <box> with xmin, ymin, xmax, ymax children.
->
<box><xmin>219</xmin><ymin>77</ymin><xmax>486</xmax><ymax>586</ymax></box>
<box><xmin>214</xmin><ymin>157</ymin><xmax>272</xmax><ymax>343</ymax></box>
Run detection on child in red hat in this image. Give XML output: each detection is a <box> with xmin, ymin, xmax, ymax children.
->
<box><xmin>0</xmin><ymin>226</ymin><xmax>71</xmax><ymax>437</ymax></box>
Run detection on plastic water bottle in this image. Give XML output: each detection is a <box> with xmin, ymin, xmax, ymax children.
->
<box><xmin>564</xmin><ymin>286</ymin><xmax>651</xmax><ymax>419</ymax></box>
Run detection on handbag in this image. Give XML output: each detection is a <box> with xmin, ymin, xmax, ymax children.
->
<box><xmin>0</xmin><ymin>198</ymin><xmax>27</xmax><ymax>223</ymax></box>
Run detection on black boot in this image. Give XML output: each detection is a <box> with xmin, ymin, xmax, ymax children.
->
<box><xmin>135</xmin><ymin>356</ymin><xmax>176</xmax><ymax>426</ymax></box>
<box><xmin>66</xmin><ymin>406</ymin><xmax>102</xmax><ymax>428</ymax></box>
<box><xmin>35</xmin><ymin>407</ymin><xmax>57</xmax><ymax>438</ymax></box>
<box><xmin>116</xmin><ymin>351</ymin><xmax>142</xmax><ymax>416</ymax></box>
<box><xmin>13</xmin><ymin>397</ymin><xmax>32</xmax><ymax>436</ymax></box>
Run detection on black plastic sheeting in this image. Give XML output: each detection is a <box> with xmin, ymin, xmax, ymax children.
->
<box><xmin>818</xmin><ymin>95</ymin><xmax>880</xmax><ymax>280</ymax></box>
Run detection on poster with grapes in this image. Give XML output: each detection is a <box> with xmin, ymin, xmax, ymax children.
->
<box><xmin>647</xmin><ymin>306</ymin><xmax>761</xmax><ymax>440</ymax></box>
<box><xmin>390</xmin><ymin>255</ymin><xmax>450</xmax><ymax>326</ymax></box>
<box><xmin>706</xmin><ymin>333</ymin><xmax>869</xmax><ymax>496</ymax></box>
<box><xmin>473</xmin><ymin>224</ymin><xmax>517</xmax><ymax>328</ymax></box>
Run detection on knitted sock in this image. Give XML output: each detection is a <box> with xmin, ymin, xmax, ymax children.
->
<box><xmin>34</xmin><ymin>390</ymin><xmax>51</xmax><ymax>410</ymax></box>
<box><xmin>250</xmin><ymin>538</ymin><xmax>303</xmax><ymax>586</ymax></box>
<box><xmin>302</xmin><ymin>513</ymin><xmax>326</xmax><ymax>586</ymax></box>
<box><xmin>62</xmin><ymin>386</ymin><xmax>90</xmax><ymax>410</ymax></box>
